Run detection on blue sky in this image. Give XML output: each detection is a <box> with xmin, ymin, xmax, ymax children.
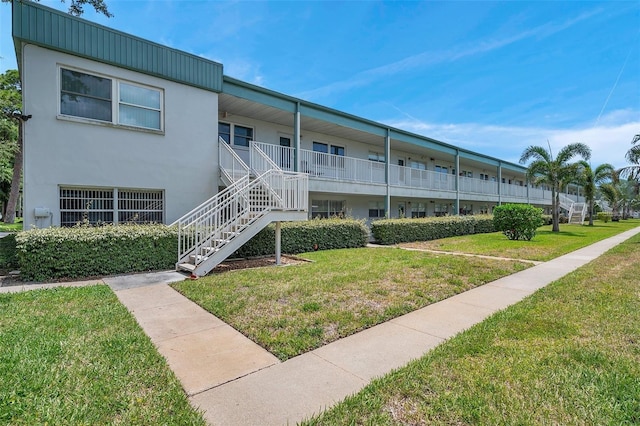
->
<box><xmin>1</xmin><ymin>0</ymin><xmax>639</xmax><ymax>168</ymax></box>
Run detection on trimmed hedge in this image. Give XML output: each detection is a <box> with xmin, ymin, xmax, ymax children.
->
<box><xmin>370</xmin><ymin>215</ymin><xmax>495</xmax><ymax>245</ymax></box>
<box><xmin>233</xmin><ymin>218</ymin><xmax>369</xmax><ymax>258</ymax></box>
<box><xmin>15</xmin><ymin>218</ymin><xmax>369</xmax><ymax>281</ymax></box>
<box><xmin>16</xmin><ymin>224</ymin><xmax>178</xmax><ymax>281</ymax></box>
<box><xmin>0</xmin><ymin>233</ymin><xmax>18</xmax><ymax>272</ymax></box>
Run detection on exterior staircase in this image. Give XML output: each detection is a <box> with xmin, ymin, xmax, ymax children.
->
<box><xmin>559</xmin><ymin>194</ymin><xmax>587</xmax><ymax>225</ymax></box>
<box><xmin>174</xmin><ymin>139</ymin><xmax>308</xmax><ymax>277</ymax></box>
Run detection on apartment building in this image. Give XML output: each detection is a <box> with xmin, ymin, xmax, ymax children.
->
<box><xmin>12</xmin><ymin>1</ymin><xmax>580</xmax><ymax>235</ymax></box>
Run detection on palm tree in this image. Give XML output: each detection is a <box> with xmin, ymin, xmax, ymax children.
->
<box><xmin>618</xmin><ymin>133</ymin><xmax>640</xmax><ymax>180</ymax></box>
<box><xmin>577</xmin><ymin>161</ymin><xmax>615</xmax><ymax>226</ymax></box>
<box><xmin>520</xmin><ymin>143</ymin><xmax>591</xmax><ymax>232</ymax></box>
<box><xmin>600</xmin><ymin>182</ymin><xmax>621</xmax><ymax>217</ymax></box>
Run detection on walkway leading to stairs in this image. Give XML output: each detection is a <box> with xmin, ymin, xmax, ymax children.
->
<box><xmin>3</xmin><ymin>226</ymin><xmax>639</xmax><ymax>425</ymax></box>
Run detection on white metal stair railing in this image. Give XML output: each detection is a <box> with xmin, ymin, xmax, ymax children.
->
<box><xmin>173</xmin><ymin>174</ymin><xmax>251</xmax><ymax>273</ymax></box>
<box><xmin>559</xmin><ymin>193</ymin><xmax>575</xmax><ymax>212</ymax></box>
<box><xmin>559</xmin><ymin>194</ymin><xmax>587</xmax><ymax>224</ymax></box>
<box><xmin>219</xmin><ymin>136</ymin><xmax>250</xmax><ymax>185</ymax></box>
<box><xmin>173</xmin><ymin>142</ymin><xmax>309</xmax><ymax>277</ymax></box>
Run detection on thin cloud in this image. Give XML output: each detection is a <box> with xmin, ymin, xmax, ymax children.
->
<box><xmin>383</xmin><ymin>109</ymin><xmax>639</xmax><ymax>169</ymax></box>
<box><xmin>297</xmin><ymin>8</ymin><xmax>602</xmax><ymax>101</ymax></box>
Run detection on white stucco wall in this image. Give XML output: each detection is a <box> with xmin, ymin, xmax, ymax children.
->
<box><xmin>21</xmin><ymin>44</ymin><xmax>219</xmax><ymax>227</ymax></box>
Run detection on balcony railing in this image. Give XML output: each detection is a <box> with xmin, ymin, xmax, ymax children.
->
<box><xmin>459</xmin><ymin>176</ymin><xmax>498</xmax><ymax>195</ymax></box>
<box><xmin>250</xmin><ymin>141</ymin><xmax>577</xmax><ymax>203</ymax></box>
<box><xmin>389</xmin><ymin>164</ymin><xmax>456</xmax><ymax>192</ymax></box>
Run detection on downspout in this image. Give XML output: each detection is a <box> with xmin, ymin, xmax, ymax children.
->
<box><xmin>385</xmin><ymin>128</ymin><xmax>391</xmax><ymax>217</ymax></box>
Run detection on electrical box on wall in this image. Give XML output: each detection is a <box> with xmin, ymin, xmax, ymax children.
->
<box><xmin>34</xmin><ymin>207</ymin><xmax>51</xmax><ymax>218</ymax></box>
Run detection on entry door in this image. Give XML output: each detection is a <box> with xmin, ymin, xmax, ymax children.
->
<box><xmin>279</xmin><ymin>136</ymin><xmax>292</xmax><ymax>170</ymax></box>
<box><xmin>398</xmin><ymin>202</ymin><xmax>406</xmax><ymax>219</ymax></box>
<box><xmin>397</xmin><ymin>158</ymin><xmax>406</xmax><ymax>183</ymax></box>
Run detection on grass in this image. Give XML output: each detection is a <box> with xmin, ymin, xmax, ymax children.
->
<box><xmin>302</xmin><ymin>233</ymin><xmax>640</xmax><ymax>425</ymax></box>
<box><xmin>401</xmin><ymin>219</ymin><xmax>639</xmax><ymax>261</ymax></box>
<box><xmin>0</xmin><ymin>219</ymin><xmax>23</xmax><ymax>233</ymax></box>
<box><xmin>172</xmin><ymin>248</ymin><xmax>530</xmax><ymax>360</ymax></box>
<box><xmin>0</xmin><ymin>285</ymin><xmax>205</xmax><ymax>425</ymax></box>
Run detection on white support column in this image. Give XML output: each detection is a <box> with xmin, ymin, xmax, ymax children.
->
<box><xmin>275</xmin><ymin>221</ymin><xmax>282</xmax><ymax>265</ymax></box>
<box><xmin>294</xmin><ymin>102</ymin><xmax>301</xmax><ymax>172</ymax></box>
<box><xmin>497</xmin><ymin>162</ymin><xmax>502</xmax><ymax>205</ymax></box>
<box><xmin>385</xmin><ymin>129</ymin><xmax>391</xmax><ymax>217</ymax></box>
<box><xmin>454</xmin><ymin>150</ymin><xmax>460</xmax><ymax>215</ymax></box>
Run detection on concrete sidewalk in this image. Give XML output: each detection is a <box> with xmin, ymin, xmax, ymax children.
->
<box><xmin>189</xmin><ymin>226</ymin><xmax>640</xmax><ymax>425</ymax></box>
<box><xmin>3</xmin><ymin>226</ymin><xmax>639</xmax><ymax>425</ymax></box>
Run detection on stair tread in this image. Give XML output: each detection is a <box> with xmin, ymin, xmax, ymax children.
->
<box><xmin>177</xmin><ymin>263</ymin><xmax>196</xmax><ymax>271</ymax></box>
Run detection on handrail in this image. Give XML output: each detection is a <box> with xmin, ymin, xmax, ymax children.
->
<box><xmin>219</xmin><ymin>136</ymin><xmax>250</xmax><ymax>183</ymax></box>
<box><xmin>175</xmin><ymin>175</ymin><xmax>251</xmax><ymax>265</ymax></box>
<box><xmin>250</xmin><ymin>141</ymin><xmax>282</xmax><ymax>174</ymax></box>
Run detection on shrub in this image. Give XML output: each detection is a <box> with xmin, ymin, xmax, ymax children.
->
<box><xmin>370</xmin><ymin>215</ymin><xmax>495</xmax><ymax>245</ymax></box>
<box><xmin>542</xmin><ymin>215</ymin><xmax>553</xmax><ymax>226</ymax></box>
<box><xmin>233</xmin><ymin>218</ymin><xmax>369</xmax><ymax>257</ymax></box>
<box><xmin>15</xmin><ymin>218</ymin><xmax>369</xmax><ymax>281</ymax></box>
<box><xmin>493</xmin><ymin>204</ymin><xmax>544</xmax><ymax>241</ymax></box>
<box><xmin>597</xmin><ymin>212</ymin><xmax>612</xmax><ymax>223</ymax></box>
<box><xmin>16</xmin><ymin>224</ymin><xmax>178</xmax><ymax>281</ymax></box>
<box><xmin>0</xmin><ymin>233</ymin><xmax>18</xmax><ymax>272</ymax></box>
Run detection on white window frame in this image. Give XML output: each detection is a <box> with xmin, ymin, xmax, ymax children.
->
<box><xmin>58</xmin><ymin>65</ymin><xmax>164</xmax><ymax>132</ymax></box>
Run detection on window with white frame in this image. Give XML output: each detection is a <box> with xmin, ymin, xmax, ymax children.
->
<box><xmin>60</xmin><ymin>187</ymin><xmax>164</xmax><ymax>226</ymax></box>
<box><xmin>410</xmin><ymin>160</ymin><xmax>426</xmax><ymax>170</ymax></box>
<box><xmin>60</xmin><ymin>68</ymin><xmax>163</xmax><ymax>130</ymax></box>
<box><xmin>368</xmin><ymin>201</ymin><xmax>385</xmax><ymax>218</ymax></box>
<box><xmin>218</xmin><ymin>122</ymin><xmax>254</xmax><ymax>147</ymax></box>
<box><xmin>311</xmin><ymin>200</ymin><xmax>345</xmax><ymax>219</ymax></box>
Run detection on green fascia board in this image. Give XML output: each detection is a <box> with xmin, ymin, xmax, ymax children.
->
<box><xmin>12</xmin><ymin>0</ymin><xmax>223</xmax><ymax>92</ymax></box>
<box><xmin>500</xmin><ymin>161</ymin><xmax>527</xmax><ymax>173</ymax></box>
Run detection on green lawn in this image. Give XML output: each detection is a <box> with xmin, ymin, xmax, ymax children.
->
<box><xmin>0</xmin><ymin>219</ymin><xmax>23</xmax><ymax>233</ymax></box>
<box><xmin>401</xmin><ymin>220</ymin><xmax>639</xmax><ymax>261</ymax></box>
<box><xmin>172</xmin><ymin>248</ymin><xmax>530</xmax><ymax>360</ymax></box>
<box><xmin>303</xmin><ymin>233</ymin><xmax>640</xmax><ymax>425</ymax></box>
<box><xmin>0</xmin><ymin>285</ymin><xmax>205</xmax><ymax>425</ymax></box>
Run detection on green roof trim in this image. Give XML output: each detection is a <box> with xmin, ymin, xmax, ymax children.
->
<box><xmin>12</xmin><ymin>0</ymin><xmax>223</xmax><ymax>92</ymax></box>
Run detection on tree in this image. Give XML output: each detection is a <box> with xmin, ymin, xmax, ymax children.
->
<box><xmin>618</xmin><ymin>133</ymin><xmax>640</xmax><ymax>181</ymax></box>
<box><xmin>576</xmin><ymin>161</ymin><xmax>615</xmax><ymax>226</ymax></box>
<box><xmin>0</xmin><ymin>1</ymin><xmax>111</xmax><ymax>224</ymax></box>
<box><xmin>520</xmin><ymin>142</ymin><xmax>591</xmax><ymax>232</ymax></box>
<box><xmin>1</xmin><ymin>0</ymin><xmax>112</xmax><ymax>17</ymax></box>
<box><xmin>0</xmin><ymin>70</ymin><xmax>25</xmax><ymax>224</ymax></box>
<box><xmin>600</xmin><ymin>182</ymin><xmax>621</xmax><ymax>217</ymax></box>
